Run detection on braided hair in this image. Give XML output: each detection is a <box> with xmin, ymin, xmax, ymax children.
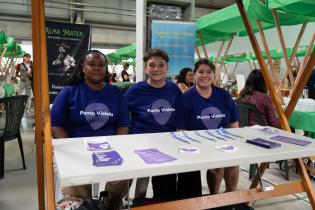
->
<box><xmin>66</xmin><ymin>50</ymin><xmax>109</xmax><ymax>85</ymax></box>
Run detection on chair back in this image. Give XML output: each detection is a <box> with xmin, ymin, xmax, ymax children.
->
<box><xmin>0</xmin><ymin>95</ymin><xmax>28</xmax><ymax>139</ymax></box>
<box><xmin>235</xmin><ymin>100</ymin><xmax>265</xmax><ymax>127</ymax></box>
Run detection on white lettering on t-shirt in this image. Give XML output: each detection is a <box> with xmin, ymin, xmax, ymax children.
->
<box><xmin>197</xmin><ymin>113</ymin><xmax>226</xmax><ymax>119</ymax></box>
<box><xmin>80</xmin><ymin>110</ymin><xmax>113</xmax><ymax>117</ymax></box>
<box><xmin>147</xmin><ymin>107</ymin><xmax>175</xmax><ymax>113</ymax></box>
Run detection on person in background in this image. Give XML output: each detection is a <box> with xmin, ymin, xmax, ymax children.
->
<box><xmin>307</xmin><ymin>69</ymin><xmax>315</xmax><ymax>99</ymax></box>
<box><xmin>50</xmin><ymin>50</ymin><xmax>130</xmax><ymax>210</ymax></box>
<box><xmin>121</xmin><ymin>62</ymin><xmax>130</xmax><ymax>82</ymax></box>
<box><xmin>176</xmin><ymin>67</ymin><xmax>194</xmax><ymax>93</ymax></box>
<box><xmin>238</xmin><ymin>69</ymin><xmax>280</xmax><ymax>128</ymax></box>
<box><xmin>15</xmin><ymin>53</ymin><xmax>33</xmax><ymax>114</ymax></box>
<box><xmin>176</xmin><ymin>58</ymin><xmax>240</xmax><ymax>198</ymax></box>
<box><xmin>125</xmin><ymin>48</ymin><xmax>181</xmax><ymax>202</ymax></box>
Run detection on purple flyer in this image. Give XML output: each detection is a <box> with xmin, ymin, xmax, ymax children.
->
<box><xmin>84</xmin><ymin>138</ymin><xmax>111</xmax><ymax>151</ymax></box>
<box><xmin>92</xmin><ymin>151</ymin><xmax>123</xmax><ymax>167</ymax></box>
<box><xmin>270</xmin><ymin>135</ymin><xmax>312</xmax><ymax>146</ymax></box>
<box><xmin>135</xmin><ymin>148</ymin><xmax>177</xmax><ymax>164</ymax></box>
<box><xmin>251</xmin><ymin>125</ymin><xmax>280</xmax><ymax>135</ymax></box>
<box><xmin>246</xmin><ymin>138</ymin><xmax>281</xmax><ymax>149</ymax></box>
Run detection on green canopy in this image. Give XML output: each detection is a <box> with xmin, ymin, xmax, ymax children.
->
<box><xmin>248</xmin><ymin>45</ymin><xmax>314</xmax><ymax>60</ymax></box>
<box><xmin>224</xmin><ymin>53</ymin><xmax>250</xmax><ymax>63</ymax></box>
<box><xmin>106</xmin><ymin>52</ymin><xmax>121</xmax><ymax>64</ymax></box>
<box><xmin>0</xmin><ymin>32</ymin><xmax>6</xmax><ymax>46</ymax></box>
<box><xmin>293</xmin><ymin>45</ymin><xmax>315</xmax><ymax>57</ymax></box>
<box><xmin>196</xmin><ymin>0</ymin><xmax>315</xmax><ymax>41</ymax></box>
<box><xmin>196</xmin><ymin>30</ymin><xmax>232</xmax><ymax>46</ymax></box>
<box><xmin>267</xmin><ymin>0</ymin><xmax>315</xmax><ymax>17</ymax></box>
<box><xmin>196</xmin><ymin>0</ymin><xmax>274</xmax><ymax>35</ymax></box>
<box><xmin>115</xmin><ymin>43</ymin><xmax>136</xmax><ymax>59</ymax></box>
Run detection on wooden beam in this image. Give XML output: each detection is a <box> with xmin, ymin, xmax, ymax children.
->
<box><xmin>256</xmin><ymin>21</ymin><xmax>284</xmax><ymax>104</ymax></box>
<box><xmin>295</xmin><ymin>158</ymin><xmax>315</xmax><ymax>208</ymax></box>
<box><xmin>197</xmin><ymin>31</ymin><xmax>209</xmax><ymax>59</ymax></box>
<box><xmin>285</xmin><ymin>46</ymin><xmax>315</xmax><ymax>118</ymax></box>
<box><xmin>218</xmin><ymin>36</ymin><xmax>234</xmax><ymax>80</ymax></box>
<box><xmin>280</xmin><ymin>23</ymin><xmax>307</xmax><ymax>89</ymax></box>
<box><xmin>195</xmin><ymin>46</ymin><xmax>201</xmax><ymax>59</ymax></box>
<box><xmin>272</xmin><ymin>9</ymin><xmax>295</xmax><ymax>87</ymax></box>
<box><xmin>133</xmin><ymin>181</ymin><xmax>305</xmax><ymax>210</ymax></box>
<box><xmin>236</xmin><ymin>0</ymin><xmax>290</xmax><ymax>131</ymax></box>
<box><xmin>215</xmin><ymin>41</ymin><xmax>226</xmax><ymax>65</ymax></box>
<box><xmin>32</xmin><ymin>0</ymin><xmax>55</xmax><ymax>209</ymax></box>
<box><xmin>256</xmin><ymin>21</ymin><xmax>278</xmax><ymax>87</ymax></box>
<box><xmin>289</xmin><ymin>33</ymin><xmax>315</xmax><ymax>98</ymax></box>
<box><xmin>31</xmin><ymin>1</ymin><xmax>45</xmax><ymax>209</ymax></box>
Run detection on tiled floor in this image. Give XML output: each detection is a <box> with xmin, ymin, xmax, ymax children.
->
<box><xmin>0</xmin><ymin>115</ymin><xmax>314</xmax><ymax>209</ymax></box>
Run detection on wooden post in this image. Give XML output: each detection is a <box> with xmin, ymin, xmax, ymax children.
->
<box><xmin>256</xmin><ymin>21</ymin><xmax>278</xmax><ymax>87</ymax></box>
<box><xmin>197</xmin><ymin>31</ymin><xmax>209</xmax><ymax>59</ymax></box>
<box><xmin>215</xmin><ymin>40</ymin><xmax>225</xmax><ymax>65</ymax></box>
<box><xmin>280</xmin><ymin>23</ymin><xmax>307</xmax><ymax>89</ymax></box>
<box><xmin>256</xmin><ymin>21</ymin><xmax>284</xmax><ymax>104</ymax></box>
<box><xmin>195</xmin><ymin>46</ymin><xmax>201</xmax><ymax>59</ymax></box>
<box><xmin>235</xmin><ymin>0</ymin><xmax>290</xmax><ymax>131</ymax></box>
<box><xmin>272</xmin><ymin>9</ymin><xmax>295</xmax><ymax>87</ymax></box>
<box><xmin>289</xmin><ymin>33</ymin><xmax>315</xmax><ymax>98</ymax></box>
<box><xmin>285</xmin><ymin>47</ymin><xmax>315</xmax><ymax>118</ymax></box>
<box><xmin>32</xmin><ymin>0</ymin><xmax>55</xmax><ymax>209</ymax></box>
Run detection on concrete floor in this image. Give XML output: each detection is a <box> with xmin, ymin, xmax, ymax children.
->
<box><xmin>0</xmin><ymin>114</ymin><xmax>314</xmax><ymax>210</ymax></box>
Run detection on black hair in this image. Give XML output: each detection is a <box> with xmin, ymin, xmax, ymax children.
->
<box><xmin>239</xmin><ymin>69</ymin><xmax>267</xmax><ymax>102</ymax></box>
<box><xmin>194</xmin><ymin>58</ymin><xmax>215</xmax><ymax>73</ymax></box>
<box><xmin>177</xmin><ymin>67</ymin><xmax>194</xmax><ymax>87</ymax></box>
<box><xmin>66</xmin><ymin>50</ymin><xmax>109</xmax><ymax>85</ymax></box>
<box><xmin>143</xmin><ymin>48</ymin><xmax>169</xmax><ymax>63</ymax></box>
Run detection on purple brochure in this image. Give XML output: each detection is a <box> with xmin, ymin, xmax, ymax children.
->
<box><xmin>251</xmin><ymin>125</ymin><xmax>280</xmax><ymax>135</ymax></box>
<box><xmin>92</xmin><ymin>151</ymin><xmax>123</xmax><ymax>167</ymax></box>
<box><xmin>246</xmin><ymin>138</ymin><xmax>281</xmax><ymax>149</ymax></box>
<box><xmin>135</xmin><ymin>148</ymin><xmax>177</xmax><ymax>164</ymax></box>
<box><xmin>87</xmin><ymin>141</ymin><xmax>111</xmax><ymax>150</ymax></box>
<box><xmin>270</xmin><ymin>135</ymin><xmax>312</xmax><ymax>146</ymax></box>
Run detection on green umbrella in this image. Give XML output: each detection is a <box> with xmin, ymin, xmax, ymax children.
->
<box><xmin>106</xmin><ymin>52</ymin><xmax>121</xmax><ymax>64</ymax></box>
<box><xmin>266</xmin><ymin>0</ymin><xmax>315</xmax><ymax>17</ymax></box>
<box><xmin>224</xmin><ymin>53</ymin><xmax>251</xmax><ymax>63</ymax></box>
<box><xmin>196</xmin><ymin>0</ymin><xmax>274</xmax><ymax>35</ymax></box>
<box><xmin>115</xmin><ymin>43</ymin><xmax>136</xmax><ymax>59</ymax></box>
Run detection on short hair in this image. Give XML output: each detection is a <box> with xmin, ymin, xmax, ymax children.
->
<box><xmin>143</xmin><ymin>48</ymin><xmax>169</xmax><ymax>63</ymax></box>
<box><xmin>23</xmin><ymin>53</ymin><xmax>31</xmax><ymax>58</ymax></box>
<box><xmin>194</xmin><ymin>58</ymin><xmax>215</xmax><ymax>73</ymax></box>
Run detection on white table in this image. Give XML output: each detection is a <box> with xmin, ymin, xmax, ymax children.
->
<box><xmin>53</xmin><ymin>127</ymin><xmax>315</xmax><ymax>187</ymax></box>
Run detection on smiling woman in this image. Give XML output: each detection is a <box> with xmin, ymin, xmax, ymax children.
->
<box><xmin>176</xmin><ymin>58</ymin><xmax>240</xmax><ymax>199</ymax></box>
<box><xmin>50</xmin><ymin>50</ymin><xmax>131</xmax><ymax>209</ymax></box>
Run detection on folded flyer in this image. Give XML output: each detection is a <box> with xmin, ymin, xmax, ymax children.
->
<box><xmin>84</xmin><ymin>137</ymin><xmax>111</xmax><ymax>151</ymax></box>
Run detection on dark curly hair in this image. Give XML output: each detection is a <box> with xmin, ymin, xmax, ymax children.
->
<box><xmin>239</xmin><ymin>69</ymin><xmax>267</xmax><ymax>102</ymax></box>
<box><xmin>194</xmin><ymin>58</ymin><xmax>215</xmax><ymax>73</ymax></box>
<box><xmin>177</xmin><ymin>67</ymin><xmax>194</xmax><ymax>87</ymax></box>
<box><xmin>66</xmin><ymin>50</ymin><xmax>109</xmax><ymax>85</ymax></box>
<box><xmin>143</xmin><ymin>48</ymin><xmax>169</xmax><ymax>64</ymax></box>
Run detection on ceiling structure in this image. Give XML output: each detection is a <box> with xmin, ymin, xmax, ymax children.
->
<box><xmin>0</xmin><ymin>0</ymin><xmax>236</xmax><ymax>47</ymax></box>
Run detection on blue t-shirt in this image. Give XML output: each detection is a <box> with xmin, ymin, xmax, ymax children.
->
<box><xmin>51</xmin><ymin>81</ymin><xmax>129</xmax><ymax>138</ymax></box>
<box><xmin>176</xmin><ymin>85</ymin><xmax>239</xmax><ymax>130</ymax></box>
<box><xmin>124</xmin><ymin>80</ymin><xmax>181</xmax><ymax>134</ymax></box>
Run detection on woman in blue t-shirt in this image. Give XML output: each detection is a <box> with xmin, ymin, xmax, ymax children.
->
<box><xmin>51</xmin><ymin>50</ymin><xmax>130</xmax><ymax>209</ymax></box>
<box><xmin>176</xmin><ymin>58</ymin><xmax>240</xmax><ymax>197</ymax></box>
<box><xmin>125</xmin><ymin>48</ymin><xmax>181</xmax><ymax>201</ymax></box>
